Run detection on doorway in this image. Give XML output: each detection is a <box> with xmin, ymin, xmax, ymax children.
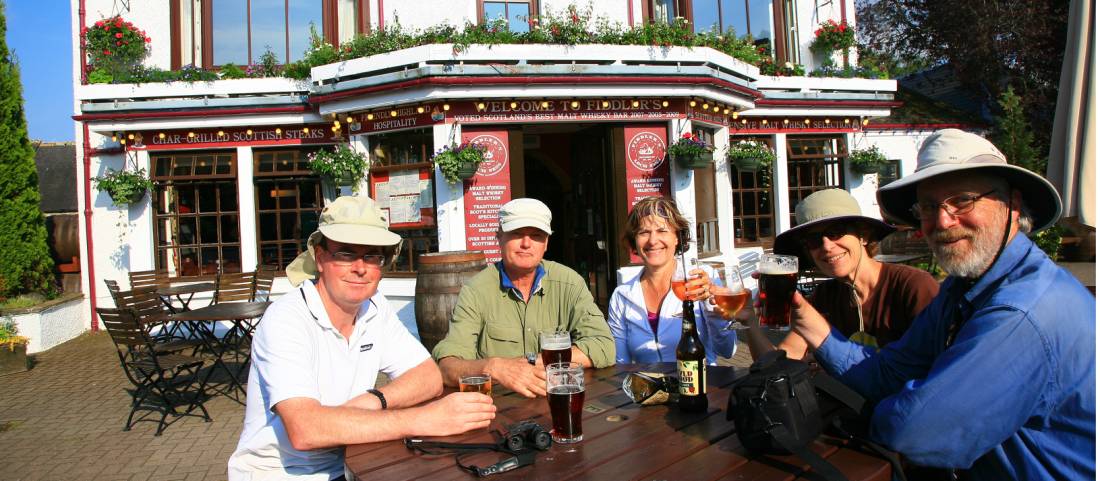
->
<box><xmin>520</xmin><ymin>124</ymin><xmax>618</xmax><ymax>310</ymax></box>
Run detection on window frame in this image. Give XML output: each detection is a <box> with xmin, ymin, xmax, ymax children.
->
<box><xmin>366</xmin><ymin>128</ymin><xmax>440</xmax><ymax>277</ymax></box>
<box><xmin>184</xmin><ymin>0</ymin><xmax>340</xmax><ymax>70</ymax></box>
<box><xmin>253</xmin><ymin>148</ymin><xmax>325</xmax><ymax>272</ymax></box>
<box><xmin>478</xmin><ymin>0</ymin><xmax>539</xmax><ymax>32</ymax></box>
<box><xmin>150</xmin><ymin>150</ymin><xmax>242</xmax><ymax>280</ymax></box>
<box><xmin>785</xmin><ymin>135</ymin><xmax>847</xmax><ymax>228</ymax></box>
<box><xmin>729</xmin><ymin>135</ymin><xmax>776</xmax><ymax>247</ymax></box>
<box><xmin>643</xmin><ymin>0</ymin><xmax>794</xmax><ymax>64</ymax></box>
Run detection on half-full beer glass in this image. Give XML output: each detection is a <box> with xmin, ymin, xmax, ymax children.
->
<box><xmin>540</xmin><ymin>330</ymin><xmax>572</xmax><ymax>366</ymax></box>
<box><xmin>546</xmin><ymin>362</ymin><xmax>585</xmax><ymax>443</ymax></box>
<box><xmin>459</xmin><ymin>374</ymin><xmax>492</xmax><ymax>396</ymax></box>
<box><xmin>758</xmin><ymin>254</ymin><xmax>799</xmax><ymax>331</ymax></box>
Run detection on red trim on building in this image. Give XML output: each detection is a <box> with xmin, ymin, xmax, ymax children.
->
<box><xmin>310</xmin><ymin>75</ymin><xmax>762</xmax><ymax>104</ymax></box>
<box><xmin>377</xmin><ymin>0</ymin><xmax>384</xmax><ymax>29</ymax></box>
<box><xmin>754</xmin><ymin>99</ymin><xmax>903</xmax><ymax>108</ymax></box>
<box><xmin>72</xmin><ymin>105</ymin><xmax>314</xmax><ymax>121</ymax></box>
<box><xmin>627</xmin><ymin>0</ymin><xmax>634</xmax><ymax>25</ymax></box>
<box><xmin>81</xmin><ymin>124</ymin><xmax>99</xmax><ymax>330</ymax></box>
<box><xmin>863</xmin><ymin>123</ymin><xmax>981</xmax><ymax>130</ymax></box>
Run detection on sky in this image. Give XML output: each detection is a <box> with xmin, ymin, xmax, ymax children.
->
<box><xmin>8</xmin><ymin>1</ymin><xmax>73</xmax><ymax>142</ymax></box>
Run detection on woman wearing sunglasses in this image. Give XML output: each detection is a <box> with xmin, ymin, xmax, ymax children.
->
<box><xmin>746</xmin><ymin>189</ymin><xmax>939</xmax><ymax>360</ymax></box>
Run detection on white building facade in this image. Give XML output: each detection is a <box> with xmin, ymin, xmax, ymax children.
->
<box><xmin>71</xmin><ymin>0</ymin><xmax>938</xmax><ymax>336</ymax></box>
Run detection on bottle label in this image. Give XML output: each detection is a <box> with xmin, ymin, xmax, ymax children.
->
<box><xmin>677</xmin><ymin>360</ymin><xmax>705</xmax><ymax>395</ymax></box>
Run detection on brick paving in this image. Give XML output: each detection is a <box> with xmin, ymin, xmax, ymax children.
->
<box><xmin>0</xmin><ymin>332</ymin><xmax>244</xmax><ymax>481</ymax></box>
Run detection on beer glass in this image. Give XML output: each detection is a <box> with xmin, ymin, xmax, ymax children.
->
<box><xmin>459</xmin><ymin>374</ymin><xmax>492</xmax><ymax>396</ymax></box>
<box><xmin>546</xmin><ymin>362</ymin><xmax>585</xmax><ymax>443</ymax></box>
<box><xmin>713</xmin><ymin>265</ymin><xmax>751</xmax><ymax>330</ymax></box>
<box><xmin>540</xmin><ymin>330</ymin><xmax>572</xmax><ymax>366</ymax></box>
<box><xmin>758</xmin><ymin>254</ymin><xmax>799</xmax><ymax>331</ymax></box>
<box><xmin>671</xmin><ymin>259</ymin><xmax>706</xmax><ymax>301</ymax></box>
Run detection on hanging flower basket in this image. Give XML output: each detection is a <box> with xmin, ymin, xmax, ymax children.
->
<box><xmin>432</xmin><ymin>143</ymin><xmax>488</xmax><ymax>184</ymax></box>
<box><xmin>848</xmin><ymin>146</ymin><xmax>889</xmax><ymax>175</ymax></box>
<box><xmin>727</xmin><ymin>140</ymin><xmax>776</xmax><ymax>172</ymax></box>
<box><xmin>93</xmin><ymin>167</ymin><xmax>153</xmax><ymax>207</ymax></box>
<box><xmin>308</xmin><ymin>144</ymin><xmax>369</xmax><ymax>189</ymax></box>
<box><xmin>666</xmin><ymin>133</ymin><xmax>714</xmax><ymax>170</ymax></box>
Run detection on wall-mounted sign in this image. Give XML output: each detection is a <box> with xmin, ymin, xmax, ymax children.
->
<box><xmin>687</xmin><ymin>104</ymin><xmax>731</xmax><ymax>127</ymax></box>
<box><xmin>729</xmin><ymin>117</ymin><xmax>862</xmax><ymax>134</ymax></box>
<box><xmin>462</xmin><ymin>128</ymin><xmax>512</xmax><ymax>263</ymax></box>
<box><xmin>622</xmin><ymin>125</ymin><xmax>672</xmax><ymax>263</ymax></box>
<box><xmin>370</xmin><ymin>167</ymin><xmax>435</xmax><ymax>229</ymax></box>
<box><xmin>449</xmin><ymin>99</ymin><xmax>684</xmax><ymax>124</ymax></box>
<box><xmin>347</xmin><ymin>105</ymin><xmax>439</xmax><ymax>135</ymax></box>
<box><xmin>129</xmin><ymin>124</ymin><xmax>341</xmax><ymax>150</ymax></box>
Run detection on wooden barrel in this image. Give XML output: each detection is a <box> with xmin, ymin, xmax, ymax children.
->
<box><xmin>414</xmin><ymin>251</ymin><xmax>487</xmax><ymax>353</ymax></box>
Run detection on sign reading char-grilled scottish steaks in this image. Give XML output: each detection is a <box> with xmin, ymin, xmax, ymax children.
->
<box><xmin>623</xmin><ymin>125</ymin><xmax>672</xmax><ymax>263</ymax></box>
<box><xmin>462</xmin><ymin>128</ymin><xmax>511</xmax><ymax>263</ymax></box>
<box><xmin>129</xmin><ymin>124</ymin><xmax>341</xmax><ymax>150</ymax></box>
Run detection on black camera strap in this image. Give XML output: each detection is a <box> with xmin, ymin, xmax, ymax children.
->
<box><xmin>404</xmin><ymin>431</ymin><xmax>541</xmax><ymax>478</ymax></box>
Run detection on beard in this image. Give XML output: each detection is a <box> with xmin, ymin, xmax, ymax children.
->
<box><xmin>929</xmin><ymin>208</ymin><xmax>1008</xmax><ymax>278</ymax></box>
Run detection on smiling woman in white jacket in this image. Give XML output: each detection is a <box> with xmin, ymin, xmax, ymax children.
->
<box><xmin>607</xmin><ymin>197</ymin><xmax>737</xmax><ymax>365</ymax></box>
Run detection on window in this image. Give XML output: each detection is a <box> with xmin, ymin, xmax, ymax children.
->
<box><xmin>877</xmin><ymin>159</ymin><xmax>901</xmax><ymax>186</ymax></box>
<box><xmin>645</xmin><ymin>0</ymin><xmax>787</xmax><ymax>63</ymax></box>
<box><xmin>479</xmin><ymin>0</ymin><xmax>537</xmax><ymax>32</ymax></box>
<box><xmin>692</xmin><ymin>127</ymin><xmax>720</xmax><ymax>257</ymax></box>
<box><xmin>367</xmin><ymin>128</ymin><xmax>439</xmax><ymax>275</ymax></box>
<box><xmin>786</xmin><ymin>135</ymin><xmax>846</xmax><ymax>227</ymax></box>
<box><xmin>175</xmin><ymin>1</ymin><xmax>353</xmax><ymax>69</ymax></box>
<box><xmin>254</xmin><ymin>149</ymin><xmax>324</xmax><ymax>270</ymax></box>
<box><xmin>152</xmin><ymin>152</ymin><xmax>240</xmax><ymax>278</ymax></box>
<box><xmin>730</xmin><ymin>135</ymin><xmax>774</xmax><ymax>246</ymax></box>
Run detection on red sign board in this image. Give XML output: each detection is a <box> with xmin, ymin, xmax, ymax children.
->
<box><xmin>448</xmin><ymin>99</ymin><xmax>684</xmax><ymax>124</ymax></box>
<box><xmin>623</xmin><ymin>125</ymin><xmax>672</xmax><ymax>263</ymax></box>
<box><xmin>347</xmin><ymin>104</ymin><xmax>442</xmax><ymax>135</ymax></box>
<box><xmin>729</xmin><ymin>117</ymin><xmax>862</xmax><ymax>134</ymax></box>
<box><xmin>130</xmin><ymin>124</ymin><xmax>342</xmax><ymax>150</ymax></box>
<box><xmin>462</xmin><ymin>129</ymin><xmax>512</xmax><ymax>263</ymax></box>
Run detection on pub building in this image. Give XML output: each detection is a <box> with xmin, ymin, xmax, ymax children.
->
<box><xmin>73</xmin><ymin>1</ymin><xmax>935</xmax><ymax>333</ymax></box>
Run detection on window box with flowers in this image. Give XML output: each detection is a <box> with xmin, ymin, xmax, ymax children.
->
<box><xmin>93</xmin><ymin>166</ymin><xmax>154</xmax><ymax>206</ymax></box>
<box><xmin>81</xmin><ymin>15</ymin><xmax>151</xmax><ymax>83</ymax></box>
<box><xmin>308</xmin><ymin>144</ymin><xmax>369</xmax><ymax>188</ymax></box>
<box><xmin>431</xmin><ymin>143</ymin><xmax>487</xmax><ymax>184</ymax></box>
<box><xmin>848</xmin><ymin>146</ymin><xmax>889</xmax><ymax>174</ymax></box>
<box><xmin>667</xmin><ymin>133</ymin><xmax>715</xmax><ymax>169</ymax></box>
<box><xmin>727</xmin><ymin>139</ymin><xmax>776</xmax><ymax>173</ymax></box>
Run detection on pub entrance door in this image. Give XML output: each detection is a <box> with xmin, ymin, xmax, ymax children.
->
<box><xmin>520</xmin><ymin>124</ymin><xmax>618</xmax><ymax>311</ymax></box>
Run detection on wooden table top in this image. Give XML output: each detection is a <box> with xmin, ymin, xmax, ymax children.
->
<box><xmin>156</xmin><ymin>282</ymin><xmax>216</xmax><ymax>297</ymax></box>
<box><xmin>345</xmin><ymin>364</ymin><xmax>890</xmax><ymax>481</ymax></box>
<box><xmin>168</xmin><ymin>301</ymin><xmax>271</xmax><ymax>321</ymax></box>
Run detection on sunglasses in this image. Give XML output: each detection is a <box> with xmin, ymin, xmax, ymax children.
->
<box><xmin>798</xmin><ymin>225</ymin><xmax>852</xmax><ymax>250</ymax></box>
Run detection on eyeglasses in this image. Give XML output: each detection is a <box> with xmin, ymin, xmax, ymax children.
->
<box><xmin>327</xmin><ymin>251</ymin><xmax>386</xmax><ymax>267</ymax></box>
<box><xmin>799</xmin><ymin>225</ymin><xmax>851</xmax><ymax>250</ymax></box>
<box><xmin>910</xmin><ymin>190</ymin><xmax>997</xmax><ymax>221</ymax></box>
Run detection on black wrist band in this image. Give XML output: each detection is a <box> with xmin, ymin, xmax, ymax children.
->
<box><xmin>367</xmin><ymin>388</ymin><xmax>387</xmax><ymax>410</ymax></box>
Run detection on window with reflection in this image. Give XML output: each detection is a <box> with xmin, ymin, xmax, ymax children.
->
<box><xmin>645</xmin><ymin>0</ymin><xmax>781</xmax><ymax>60</ymax></box>
<box><xmin>730</xmin><ymin>135</ymin><xmax>775</xmax><ymax>246</ymax></box>
<box><xmin>367</xmin><ymin>128</ymin><xmax>439</xmax><ymax>276</ymax></box>
<box><xmin>152</xmin><ymin>151</ymin><xmax>240</xmax><ymax>278</ymax></box>
<box><xmin>254</xmin><ymin>149</ymin><xmax>324</xmax><ymax>270</ymax></box>
<box><xmin>479</xmin><ymin>0</ymin><xmax>536</xmax><ymax>32</ymax></box>
<box><xmin>786</xmin><ymin>135</ymin><xmax>846</xmax><ymax>227</ymax></box>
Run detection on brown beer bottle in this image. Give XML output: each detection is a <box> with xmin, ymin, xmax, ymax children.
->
<box><xmin>676</xmin><ymin>299</ymin><xmax>708</xmax><ymax>412</ymax></box>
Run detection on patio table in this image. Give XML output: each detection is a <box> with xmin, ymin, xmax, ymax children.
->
<box><xmin>344</xmin><ymin>363</ymin><xmax>891</xmax><ymax>481</ymax></box>
<box><xmin>156</xmin><ymin>282</ymin><xmax>216</xmax><ymax>312</ymax></box>
<box><xmin>169</xmin><ymin>301</ymin><xmax>271</xmax><ymax>403</ymax></box>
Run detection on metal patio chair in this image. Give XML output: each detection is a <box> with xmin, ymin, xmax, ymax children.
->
<box><xmin>97</xmin><ymin>307</ymin><xmax>211</xmax><ymax>436</ymax></box>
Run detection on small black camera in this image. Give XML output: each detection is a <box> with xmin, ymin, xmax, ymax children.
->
<box><xmin>503</xmin><ymin>420</ymin><xmax>552</xmax><ymax>453</ymax></box>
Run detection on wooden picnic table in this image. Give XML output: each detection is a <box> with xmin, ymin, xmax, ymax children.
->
<box><xmin>345</xmin><ymin>363</ymin><xmax>891</xmax><ymax>481</ymax></box>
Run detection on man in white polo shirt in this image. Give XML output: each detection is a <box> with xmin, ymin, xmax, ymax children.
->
<box><xmin>228</xmin><ymin>195</ymin><xmax>496</xmax><ymax>480</ymax></box>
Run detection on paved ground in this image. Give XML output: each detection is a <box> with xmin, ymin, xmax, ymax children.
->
<box><xmin>0</xmin><ymin>329</ymin><xmax>759</xmax><ymax>481</ymax></box>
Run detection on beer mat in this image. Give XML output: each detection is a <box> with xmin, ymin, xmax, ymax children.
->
<box><xmin>584</xmin><ymin>404</ymin><xmax>606</xmax><ymax>414</ymax></box>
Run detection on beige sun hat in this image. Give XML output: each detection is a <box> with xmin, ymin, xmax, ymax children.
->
<box><xmin>877</xmin><ymin>129</ymin><xmax>1062</xmax><ymax>230</ymax></box>
<box><xmin>285</xmin><ymin>195</ymin><xmax>402</xmax><ymax>286</ymax></box>
<box><xmin>499</xmin><ymin>198</ymin><xmax>553</xmax><ymax>234</ymax></box>
<box><xmin>774</xmin><ymin>189</ymin><xmax>896</xmax><ymax>264</ymax></box>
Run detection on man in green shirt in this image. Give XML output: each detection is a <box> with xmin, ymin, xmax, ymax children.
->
<box><xmin>433</xmin><ymin>198</ymin><xmax>615</xmax><ymax>398</ymax></box>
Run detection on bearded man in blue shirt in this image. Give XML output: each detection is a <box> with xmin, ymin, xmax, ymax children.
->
<box><xmin>788</xmin><ymin>129</ymin><xmax>1095</xmax><ymax>480</ymax></box>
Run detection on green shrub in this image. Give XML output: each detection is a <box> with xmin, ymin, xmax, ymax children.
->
<box><xmin>219</xmin><ymin>63</ymin><xmax>246</xmax><ymax>79</ymax></box>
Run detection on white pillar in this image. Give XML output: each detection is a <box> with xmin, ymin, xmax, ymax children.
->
<box><xmin>130</xmin><ymin>149</ymin><xmax>155</xmax><ymax>271</ymax></box>
<box><xmin>773</xmin><ymin>133</ymin><xmax>791</xmax><ymax>235</ymax></box>
<box><xmin>713</xmin><ymin>125</ymin><xmax>735</xmax><ymax>262</ymax></box>
<box><xmin>669</xmin><ymin>118</ymin><xmax>698</xmax><ymax>261</ymax></box>
<box><xmin>433</xmin><ymin>123</ymin><xmax>466</xmax><ymax>251</ymax></box>
<box><xmin>237</xmin><ymin>145</ymin><xmax>258</xmax><ymax>272</ymax></box>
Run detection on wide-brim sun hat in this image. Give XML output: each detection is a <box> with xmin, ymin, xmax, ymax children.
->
<box><xmin>285</xmin><ymin>195</ymin><xmax>402</xmax><ymax>286</ymax></box>
<box><xmin>877</xmin><ymin>129</ymin><xmax>1062</xmax><ymax>231</ymax></box>
<box><xmin>774</xmin><ymin>188</ymin><xmax>896</xmax><ymax>265</ymax></box>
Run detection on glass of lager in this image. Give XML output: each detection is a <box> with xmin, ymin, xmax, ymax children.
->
<box><xmin>546</xmin><ymin>362</ymin><xmax>585</xmax><ymax>443</ymax></box>
<box><xmin>540</xmin><ymin>330</ymin><xmax>572</xmax><ymax>366</ymax></box>
<box><xmin>713</xmin><ymin>265</ymin><xmax>752</xmax><ymax>330</ymax></box>
<box><xmin>758</xmin><ymin>254</ymin><xmax>799</xmax><ymax>331</ymax></box>
<box><xmin>459</xmin><ymin>374</ymin><xmax>492</xmax><ymax>396</ymax></box>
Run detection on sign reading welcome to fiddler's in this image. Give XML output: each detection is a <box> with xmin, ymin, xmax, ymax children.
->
<box><xmin>623</xmin><ymin>125</ymin><xmax>672</xmax><ymax>263</ymax></box>
<box><xmin>129</xmin><ymin>124</ymin><xmax>342</xmax><ymax>150</ymax></box>
<box><xmin>448</xmin><ymin>99</ymin><xmax>684</xmax><ymax>124</ymax></box>
<box><xmin>462</xmin><ymin>128</ymin><xmax>511</xmax><ymax>263</ymax></box>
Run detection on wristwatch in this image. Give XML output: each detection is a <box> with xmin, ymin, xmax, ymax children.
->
<box><xmin>367</xmin><ymin>388</ymin><xmax>387</xmax><ymax>410</ymax></box>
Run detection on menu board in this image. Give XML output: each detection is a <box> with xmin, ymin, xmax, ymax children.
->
<box><xmin>462</xmin><ymin>129</ymin><xmax>512</xmax><ymax>262</ymax></box>
<box><xmin>370</xmin><ymin>166</ymin><xmax>435</xmax><ymax>228</ymax></box>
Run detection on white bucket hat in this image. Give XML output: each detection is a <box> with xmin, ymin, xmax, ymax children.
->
<box><xmin>774</xmin><ymin>189</ymin><xmax>895</xmax><ymax>264</ymax></box>
<box><xmin>877</xmin><ymin>129</ymin><xmax>1062</xmax><ymax>230</ymax></box>
<box><xmin>499</xmin><ymin>198</ymin><xmax>553</xmax><ymax>234</ymax></box>
<box><xmin>285</xmin><ymin>195</ymin><xmax>402</xmax><ymax>286</ymax></box>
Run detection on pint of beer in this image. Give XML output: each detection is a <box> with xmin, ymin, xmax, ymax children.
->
<box><xmin>459</xmin><ymin>375</ymin><xmax>492</xmax><ymax>396</ymax></box>
<box><xmin>540</xmin><ymin>331</ymin><xmax>572</xmax><ymax>366</ymax></box>
<box><xmin>546</xmin><ymin>362</ymin><xmax>585</xmax><ymax>443</ymax></box>
<box><xmin>758</xmin><ymin>254</ymin><xmax>799</xmax><ymax>331</ymax></box>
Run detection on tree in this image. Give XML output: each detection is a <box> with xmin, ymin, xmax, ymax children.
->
<box><xmin>0</xmin><ymin>1</ymin><xmax>56</xmax><ymax>299</ymax></box>
<box><xmin>856</xmin><ymin>0</ymin><xmax>1069</xmax><ymax>157</ymax></box>
<box><xmin>993</xmin><ymin>86</ymin><xmax>1041</xmax><ymax>173</ymax></box>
